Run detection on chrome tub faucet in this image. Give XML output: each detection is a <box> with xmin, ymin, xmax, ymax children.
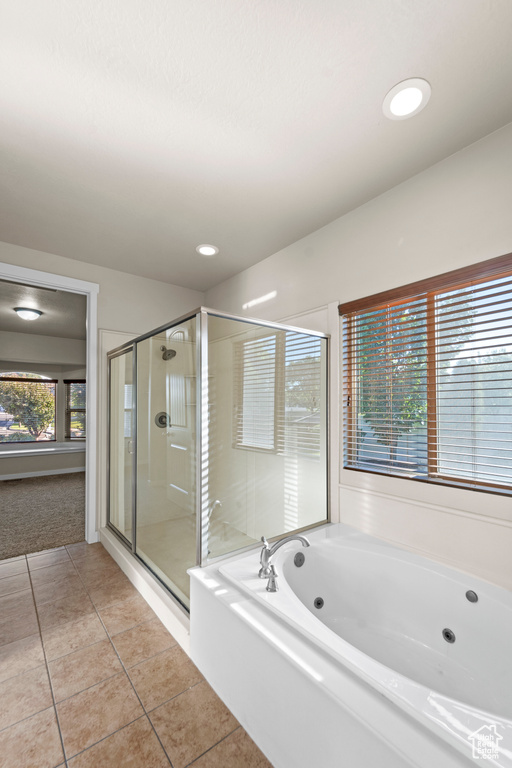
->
<box><xmin>259</xmin><ymin>534</ymin><xmax>310</xmax><ymax>581</ymax></box>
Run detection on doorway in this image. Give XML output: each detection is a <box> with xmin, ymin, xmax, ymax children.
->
<box><xmin>0</xmin><ymin>261</ymin><xmax>98</xmax><ymax>546</ymax></box>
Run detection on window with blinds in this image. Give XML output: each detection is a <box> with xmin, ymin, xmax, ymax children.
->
<box><xmin>0</xmin><ymin>375</ymin><xmax>56</xmax><ymax>442</ymax></box>
<box><xmin>340</xmin><ymin>254</ymin><xmax>512</xmax><ymax>492</ymax></box>
<box><xmin>64</xmin><ymin>380</ymin><xmax>86</xmax><ymax>439</ymax></box>
<box><xmin>234</xmin><ymin>331</ymin><xmax>324</xmax><ymax>458</ymax></box>
<box><xmin>234</xmin><ymin>334</ymin><xmax>277</xmax><ymax>449</ymax></box>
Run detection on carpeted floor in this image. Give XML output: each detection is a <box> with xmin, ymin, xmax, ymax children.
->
<box><xmin>0</xmin><ymin>472</ymin><xmax>85</xmax><ymax>559</ymax></box>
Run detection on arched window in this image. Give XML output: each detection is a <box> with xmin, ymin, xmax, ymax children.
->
<box><xmin>0</xmin><ymin>372</ymin><xmax>57</xmax><ymax>443</ymax></box>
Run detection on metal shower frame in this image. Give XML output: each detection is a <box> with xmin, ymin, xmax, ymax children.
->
<box><xmin>106</xmin><ymin>307</ymin><xmax>330</xmax><ymax>611</ymax></box>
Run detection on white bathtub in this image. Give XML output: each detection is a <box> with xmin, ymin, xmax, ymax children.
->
<box><xmin>190</xmin><ymin>524</ymin><xmax>512</xmax><ymax>767</ymax></box>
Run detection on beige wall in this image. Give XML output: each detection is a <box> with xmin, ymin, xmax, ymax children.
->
<box><xmin>206</xmin><ymin>122</ymin><xmax>512</xmax><ymax>322</ymax></box>
<box><xmin>3</xmin><ymin>121</ymin><xmax>512</xmax><ymax>587</ymax></box>
<box><xmin>0</xmin><ymin>451</ymin><xmax>85</xmax><ymax>479</ymax></box>
<box><xmin>0</xmin><ymin>241</ymin><xmax>204</xmax><ymax>337</ymax></box>
<box><xmin>206</xmin><ymin>121</ymin><xmax>512</xmax><ymax>590</ymax></box>
<box><xmin>0</xmin><ymin>331</ymin><xmax>86</xmax><ymax>366</ymax></box>
<box><xmin>207</xmin><ymin>321</ymin><xmax>328</xmax><ymax>543</ymax></box>
<box><xmin>0</xmin><ymin>330</ymin><xmax>88</xmax><ymax>476</ymax></box>
<box><xmin>0</xmin><ymin>243</ymin><xmax>204</xmax><ymax>491</ymax></box>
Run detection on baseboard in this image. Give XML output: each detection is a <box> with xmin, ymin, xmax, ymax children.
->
<box><xmin>0</xmin><ymin>467</ymin><xmax>86</xmax><ymax>481</ymax></box>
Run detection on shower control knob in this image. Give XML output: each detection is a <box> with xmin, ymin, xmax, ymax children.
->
<box><xmin>155</xmin><ymin>412</ymin><xmax>171</xmax><ymax>428</ymax></box>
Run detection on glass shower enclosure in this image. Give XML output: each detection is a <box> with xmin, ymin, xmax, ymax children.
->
<box><xmin>108</xmin><ymin>308</ymin><xmax>329</xmax><ymax>611</ymax></box>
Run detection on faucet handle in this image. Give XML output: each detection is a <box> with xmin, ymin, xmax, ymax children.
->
<box><xmin>259</xmin><ymin>536</ymin><xmax>272</xmax><ymax>579</ymax></box>
<box><xmin>266</xmin><ymin>564</ymin><xmax>278</xmax><ymax>593</ymax></box>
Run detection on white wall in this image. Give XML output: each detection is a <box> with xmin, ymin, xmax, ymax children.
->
<box><xmin>206</xmin><ymin>121</ymin><xmax>512</xmax><ymax>590</ymax></box>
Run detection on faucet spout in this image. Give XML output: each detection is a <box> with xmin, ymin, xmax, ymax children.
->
<box><xmin>208</xmin><ymin>499</ymin><xmax>222</xmax><ymax>521</ymax></box>
<box><xmin>259</xmin><ymin>534</ymin><xmax>310</xmax><ymax>579</ymax></box>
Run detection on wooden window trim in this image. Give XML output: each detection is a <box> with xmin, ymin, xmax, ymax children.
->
<box><xmin>0</xmin><ymin>377</ymin><xmax>58</xmax><ymax>384</ymax></box>
<box><xmin>341</xmin><ymin>252</ymin><xmax>512</xmax><ymax>494</ymax></box>
<box><xmin>345</xmin><ymin>465</ymin><xmax>512</xmax><ymax>497</ymax></box>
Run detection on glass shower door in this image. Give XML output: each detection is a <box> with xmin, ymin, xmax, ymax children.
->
<box><xmin>108</xmin><ymin>348</ymin><xmax>134</xmax><ymax>544</ymax></box>
<box><xmin>135</xmin><ymin>317</ymin><xmax>197</xmax><ymax>609</ymax></box>
<box><xmin>205</xmin><ymin>314</ymin><xmax>328</xmax><ymax>561</ymax></box>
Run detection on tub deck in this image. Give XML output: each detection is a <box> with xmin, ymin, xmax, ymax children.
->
<box><xmin>190</xmin><ymin>524</ymin><xmax>512</xmax><ymax>768</ymax></box>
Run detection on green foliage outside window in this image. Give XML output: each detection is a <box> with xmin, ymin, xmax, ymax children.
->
<box><xmin>0</xmin><ymin>378</ymin><xmax>56</xmax><ymax>441</ymax></box>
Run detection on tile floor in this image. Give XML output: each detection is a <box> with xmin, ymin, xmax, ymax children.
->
<box><xmin>0</xmin><ymin>541</ymin><xmax>273</xmax><ymax>768</ymax></box>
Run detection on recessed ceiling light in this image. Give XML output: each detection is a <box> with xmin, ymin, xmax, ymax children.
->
<box><xmin>14</xmin><ymin>307</ymin><xmax>42</xmax><ymax>321</ymax></box>
<box><xmin>383</xmin><ymin>78</ymin><xmax>431</xmax><ymax>120</ymax></box>
<box><xmin>196</xmin><ymin>244</ymin><xmax>219</xmax><ymax>257</ymax></box>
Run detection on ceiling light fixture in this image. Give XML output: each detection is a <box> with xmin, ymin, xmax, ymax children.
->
<box><xmin>383</xmin><ymin>78</ymin><xmax>431</xmax><ymax>120</ymax></box>
<box><xmin>196</xmin><ymin>244</ymin><xmax>219</xmax><ymax>257</ymax></box>
<box><xmin>14</xmin><ymin>307</ymin><xmax>42</xmax><ymax>321</ymax></box>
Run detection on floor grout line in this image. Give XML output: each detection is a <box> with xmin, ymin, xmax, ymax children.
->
<box><xmin>49</xmin><ymin>669</ymin><xmax>127</xmax><ymax>707</ymax></box>
<box><xmin>93</xmin><ymin>596</ymin><xmax>175</xmax><ymax>767</ymax></box>
<box><xmin>43</xmin><ymin>547</ymin><xmax>144</xmax><ymax>764</ymax></box>
<box><xmin>1</xmin><ymin>542</ymin><xmax>270</xmax><ymax>767</ymax></box>
<box><xmin>42</xmin><ymin>632</ymin><xmax>109</xmax><ymax>665</ymax></box>
<box><xmin>62</xmin><ymin>545</ymin><xmax>175</xmax><ymax>765</ymax></box>
<box><xmin>64</xmin><ymin>715</ymin><xmax>150</xmax><ymax>764</ymax></box>
<box><xmin>0</xmin><ymin>703</ymin><xmax>56</xmax><ymax>736</ymax></box>
<box><xmin>62</xmin><ymin>713</ymin><xmax>149</xmax><ymax>765</ymax></box>
<box><xmin>184</xmin><ymin>724</ymin><xmax>243</xmax><ymax>767</ymax></box>
<box><xmin>0</xmin><ymin>654</ymin><xmax>46</xmax><ymax>686</ymax></box>
<box><xmin>26</xmin><ymin>555</ymin><xmax>69</xmax><ymax>768</ymax></box>
<box><xmin>144</xmin><ymin>678</ymin><xmax>206</xmax><ymax>716</ymax></box>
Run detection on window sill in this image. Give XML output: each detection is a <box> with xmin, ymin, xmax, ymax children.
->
<box><xmin>0</xmin><ymin>442</ymin><xmax>86</xmax><ymax>457</ymax></box>
<box><xmin>343</xmin><ymin>464</ymin><xmax>512</xmax><ymax>498</ymax></box>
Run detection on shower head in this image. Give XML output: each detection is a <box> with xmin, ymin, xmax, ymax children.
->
<box><xmin>160</xmin><ymin>346</ymin><xmax>177</xmax><ymax>361</ymax></box>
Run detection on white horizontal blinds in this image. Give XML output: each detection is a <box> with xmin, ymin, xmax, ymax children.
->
<box><xmin>234</xmin><ymin>331</ymin><xmax>324</xmax><ymax>458</ymax></box>
<box><xmin>343</xmin><ymin>264</ymin><xmax>512</xmax><ymax>490</ymax></box>
<box><xmin>64</xmin><ymin>380</ymin><xmax>86</xmax><ymax>439</ymax></box>
<box><xmin>435</xmin><ymin>275</ymin><xmax>512</xmax><ymax>486</ymax></box>
<box><xmin>343</xmin><ymin>298</ymin><xmax>429</xmax><ymax>477</ymax></box>
<box><xmin>235</xmin><ymin>334</ymin><xmax>277</xmax><ymax>449</ymax></box>
<box><xmin>65</xmin><ymin>381</ymin><xmax>86</xmax><ymax>411</ymax></box>
<box><xmin>283</xmin><ymin>333</ymin><xmax>323</xmax><ymax>459</ymax></box>
<box><xmin>0</xmin><ymin>376</ymin><xmax>57</xmax><ymax>443</ymax></box>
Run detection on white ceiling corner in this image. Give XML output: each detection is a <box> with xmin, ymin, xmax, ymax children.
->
<box><xmin>1</xmin><ymin>0</ymin><xmax>512</xmax><ymax>292</ymax></box>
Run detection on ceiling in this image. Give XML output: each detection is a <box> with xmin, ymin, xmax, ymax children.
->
<box><xmin>0</xmin><ymin>280</ymin><xmax>86</xmax><ymax>340</ymax></box>
<box><xmin>2</xmin><ymin>0</ymin><xmax>512</xmax><ymax>292</ymax></box>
